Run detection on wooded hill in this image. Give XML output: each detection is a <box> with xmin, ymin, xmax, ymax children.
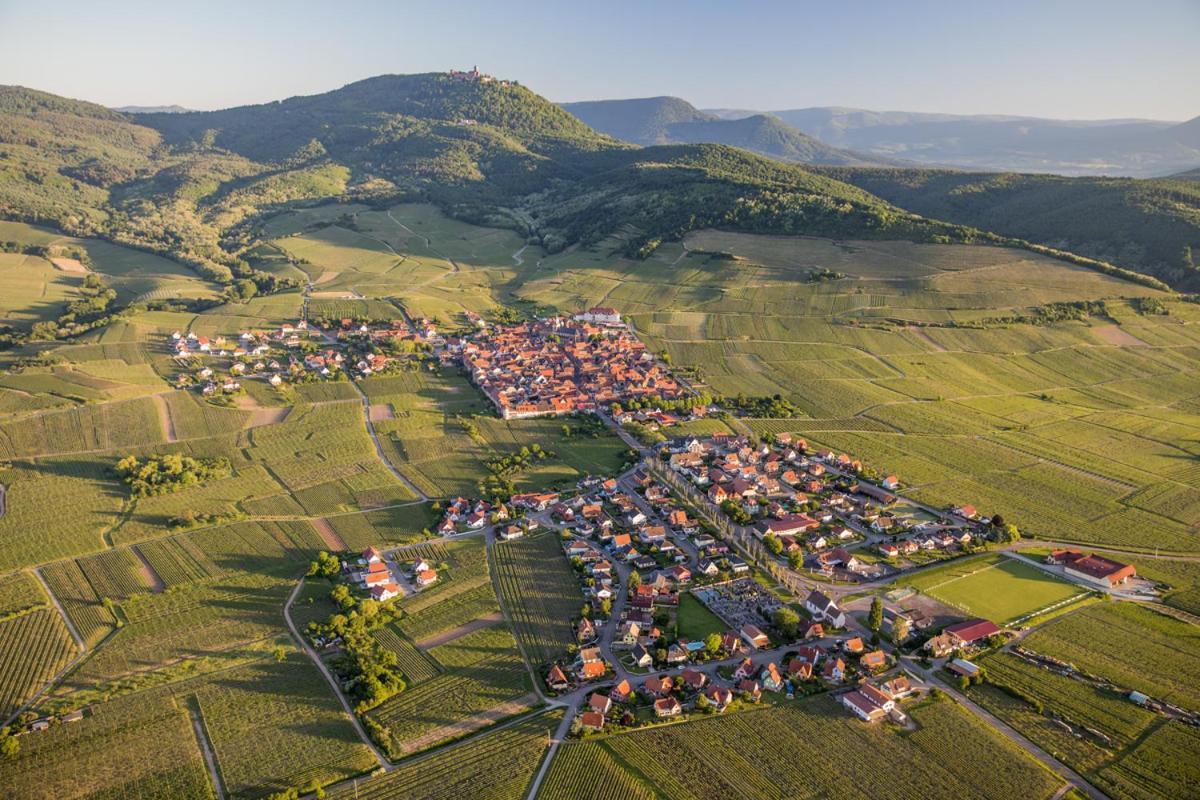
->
<box><xmin>0</xmin><ymin>73</ymin><xmax>1193</xmax><ymax>290</ymax></box>
<box><xmin>560</xmin><ymin>96</ymin><xmax>883</xmax><ymax>166</ymax></box>
<box><xmin>819</xmin><ymin>168</ymin><xmax>1200</xmax><ymax>290</ymax></box>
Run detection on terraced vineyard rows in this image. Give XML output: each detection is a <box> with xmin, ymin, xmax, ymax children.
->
<box><xmin>39</xmin><ymin>560</ymin><xmax>117</xmax><ymax>648</ymax></box>
<box><xmin>564</xmin><ymin>698</ymin><xmax>1065</xmax><ymax>800</ymax></box>
<box><xmin>0</xmin><ymin>608</ymin><xmax>78</xmax><ymax>718</ymax></box>
<box><xmin>493</xmin><ymin>533</ymin><xmax>580</xmax><ymax>665</ymax></box>
<box><xmin>372</xmin><ymin>623</ymin><xmax>440</xmax><ymax>684</ymax></box>
<box><xmin>540</xmin><ymin>741</ymin><xmax>657</xmax><ymax>800</ymax></box>
<box><xmin>326</xmin><ymin>710</ymin><xmax>560</xmax><ymax>800</ymax></box>
<box><xmin>194</xmin><ymin>653</ymin><xmax>378</xmax><ymax>796</ymax></box>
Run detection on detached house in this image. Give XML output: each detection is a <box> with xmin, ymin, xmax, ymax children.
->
<box><xmin>804</xmin><ymin>590</ymin><xmax>846</xmax><ymax>627</ymax></box>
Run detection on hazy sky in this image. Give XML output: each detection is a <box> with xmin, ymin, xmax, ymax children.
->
<box><xmin>2</xmin><ymin>0</ymin><xmax>1197</xmax><ymax>120</ymax></box>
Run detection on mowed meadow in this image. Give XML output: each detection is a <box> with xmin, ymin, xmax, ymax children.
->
<box><xmin>0</xmin><ymin>198</ymin><xmax>1197</xmax><ymax>798</ymax></box>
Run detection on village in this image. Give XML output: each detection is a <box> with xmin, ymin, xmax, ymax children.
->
<box><xmin>170</xmin><ymin>302</ymin><xmax>1151</xmax><ymax>742</ymax></box>
<box><xmin>168</xmin><ymin>313</ymin><xmax>440</xmax><ymax>397</ymax></box>
<box><xmin>458</xmin><ymin>308</ymin><xmax>683</xmax><ymax>419</ymax></box>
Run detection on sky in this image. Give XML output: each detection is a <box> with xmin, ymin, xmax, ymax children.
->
<box><xmin>1</xmin><ymin>0</ymin><xmax>1197</xmax><ymax>120</ymax></box>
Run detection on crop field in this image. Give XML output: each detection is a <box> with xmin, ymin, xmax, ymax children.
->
<box><xmin>61</xmin><ymin>567</ymin><xmax>295</xmax><ymax>691</ymax></box>
<box><xmin>193</xmin><ymin>651</ymin><xmax>378</xmax><ymax>796</ymax></box>
<box><xmin>0</xmin><ymin>608</ymin><xmax>78</xmax><ymax>718</ymax></box>
<box><xmin>494</xmin><ymin>532</ymin><xmax>580</xmax><ymax>665</ymax></box>
<box><xmin>541</xmin><ymin>739</ymin><xmax>657</xmax><ymax>800</ymax></box>
<box><xmin>325</xmin><ymin>710</ymin><xmax>560</xmax><ymax>800</ymax></box>
<box><xmin>0</xmin><ymin>569</ymin><xmax>45</xmax><ymax>619</ymax></box>
<box><xmin>372</xmin><ymin>622</ymin><xmax>441</xmax><ymax>684</ymax></box>
<box><xmin>367</xmin><ymin>623</ymin><xmax>536</xmax><ymax>757</ymax></box>
<box><xmin>1020</xmin><ymin>602</ymin><xmax>1200</xmax><ymax>711</ymax></box>
<box><xmin>39</xmin><ymin>559</ymin><xmax>118</xmax><ymax>648</ymax></box>
<box><xmin>901</xmin><ymin>553</ymin><xmax>1088</xmax><ymax>625</ymax></box>
<box><xmin>544</xmin><ymin>696</ymin><xmax>1062</xmax><ymax>800</ymax></box>
<box><xmin>1094</xmin><ymin>721</ymin><xmax>1200</xmax><ymax>800</ymax></box>
<box><xmin>0</xmin><ymin>252</ymin><xmax>84</xmax><ymax>329</ymax></box>
<box><xmin>968</xmin><ymin>651</ymin><xmax>1200</xmax><ymax>799</ymax></box>
<box><xmin>0</xmin><ymin>688</ymin><xmax>214</xmax><ymax>800</ymax></box>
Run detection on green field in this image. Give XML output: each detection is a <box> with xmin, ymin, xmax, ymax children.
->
<box><xmin>904</xmin><ymin>554</ymin><xmax>1089</xmax><ymax>625</ymax></box>
<box><xmin>968</xmin><ymin>650</ymin><xmax>1200</xmax><ymax>800</ymax></box>
<box><xmin>676</xmin><ymin>591</ymin><xmax>727</xmax><ymax>641</ymax></box>
<box><xmin>541</xmin><ymin>695</ymin><xmax>1064</xmax><ymax>799</ymax></box>
<box><xmin>326</xmin><ymin>709</ymin><xmax>560</xmax><ymax>800</ymax></box>
<box><xmin>1021</xmin><ymin>602</ymin><xmax>1200</xmax><ymax>711</ymax></box>
<box><xmin>494</xmin><ymin>532</ymin><xmax>581</xmax><ymax>666</ymax></box>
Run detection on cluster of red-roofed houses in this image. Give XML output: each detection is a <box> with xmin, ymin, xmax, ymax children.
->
<box><xmin>459</xmin><ymin>311</ymin><xmax>682</xmax><ymax>419</ymax></box>
<box><xmin>664</xmin><ymin>433</ymin><xmax>987</xmax><ymax>576</ymax></box>
<box><xmin>343</xmin><ymin>546</ymin><xmax>438</xmax><ymax>603</ymax></box>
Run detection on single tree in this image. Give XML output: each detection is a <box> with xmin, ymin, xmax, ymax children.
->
<box><xmin>867</xmin><ymin>596</ymin><xmax>884</xmax><ymax>632</ymax></box>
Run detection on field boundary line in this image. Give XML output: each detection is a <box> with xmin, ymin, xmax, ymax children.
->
<box><xmin>189</xmin><ymin>702</ymin><xmax>227</xmax><ymax>800</ymax></box>
<box><xmin>34</xmin><ymin>567</ymin><xmax>85</xmax><ymax>651</ymax></box>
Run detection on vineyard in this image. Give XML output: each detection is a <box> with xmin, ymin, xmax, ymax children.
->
<box><xmin>77</xmin><ymin>548</ymin><xmax>153</xmax><ymax>599</ymax></box>
<box><xmin>1021</xmin><ymin>602</ymin><xmax>1200</xmax><ymax>711</ymax></box>
<box><xmin>540</xmin><ymin>740</ymin><xmax>657</xmax><ymax>800</ymax></box>
<box><xmin>368</xmin><ymin>631</ymin><xmax>535</xmax><ymax>757</ymax></box>
<box><xmin>194</xmin><ymin>652</ymin><xmax>378</xmax><ymax>796</ymax></box>
<box><xmin>39</xmin><ymin>560</ymin><xmax>117</xmax><ymax>648</ymax></box>
<box><xmin>137</xmin><ymin>537</ymin><xmax>223</xmax><ymax>587</ymax></box>
<box><xmin>493</xmin><ymin>532</ymin><xmax>580</xmax><ymax>665</ymax></box>
<box><xmin>327</xmin><ymin>710</ymin><xmax>560</xmax><ymax>800</ymax></box>
<box><xmin>0</xmin><ymin>608</ymin><xmax>78</xmax><ymax>718</ymax></box>
<box><xmin>547</xmin><ymin>696</ymin><xmax>1064</xmax><ymax>800</ymax></box>
<box><xmin>0</xmin><ymin>569</ymin><xmax>44</xmax><ymax>619</ymax></box>
<box><xmin>1095</xmin><ymin>721</ymin><xmax>1200</xmax><ymax>800</ymax></box>
<box><xmin>0</xmin><ymin>689</ymin><xmax>213</xmax><ymax>800</ymax></box>
<box><xmin>976</xmin><ymin>651</ymin><xmax>1159</xmax><ymax>745</ymax></box>
<box><xmin>372</xmin><ymin>622</ymin><xmax>440</xmax><ymax>684</ymax></box>
<box><xmin>395</xmin><ymin>538</ymin><xmax>498</xmax><ymax>642</ymax></box>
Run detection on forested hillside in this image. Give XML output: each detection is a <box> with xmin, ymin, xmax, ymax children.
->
<box><xmin>0</xmin><ymin>74</ymin><xmax>1192</xmax><ymax>291</ymax></box>
<box><xmin>820</xmin><ymin>168</ymin><xmax>1200</xmax><ymax>290</ymax></box>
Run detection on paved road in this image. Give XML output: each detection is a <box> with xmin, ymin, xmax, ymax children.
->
<box><xmin>524</xmin><ymin>695</ymin><xmax>580</xmax><ymax>800</ymax></box>
<box><xmin>347</xmin><ymin>378</ymin><xmax>427</xmax><ymax>500</ymax></box>
<box><xmin>283</xmin><ymin>578</ymin><xmax>394</xmax><ymax>770</ymax></box>
<box><xmin>34</xmin><ymin>567</ymin><xmax>86</xmax><ymax>651</ymax></box>
<box><xmin>190</xmin><ymin>706</ymin><xmax>227</xmax><ymax>799</ymax></box>
<box><xmin>905</xmin><ymin>657</ymin><xmax>1105</xmax><ymax>800</ymax></box>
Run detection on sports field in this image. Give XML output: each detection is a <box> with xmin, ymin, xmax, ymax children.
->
<box><xmin>904</xmin><ymin>554</ymin><xmax>1088</xmax><ymax>625</ymax></box>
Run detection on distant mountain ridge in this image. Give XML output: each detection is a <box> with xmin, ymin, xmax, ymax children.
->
<box><xmin>0</xmin><ymin>73</ymin><xmax>1194</xmax><ymax>292</ymax></box>
<box><xmin>113</xmin><ymin>104</ymin><xmax>193</xmax><ymax>114</ymax></box>
<box><xmin>560</xmin><ymin>96</ymin><xmax>887</xmax><ymax>166</ymax></box>
<box><xmin>705</xmin><ymin>105</ymin><xmax>1200</xmax><ymax>177</ymax></box>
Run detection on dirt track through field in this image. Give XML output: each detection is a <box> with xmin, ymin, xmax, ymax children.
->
<box><xmin>234</xmin><ymin>395</ymin><xmax>291</xmax><ymax>427</ymax></box>
<box><xmin>1092</xmin><ymin>324</ymin><xmax>1149</xmax><ymax>347</ymax></box>
<box><xmin>368</xmin><ymin>403</ymin><xmax>395</xmax><ymax>421</ymax></box>
<box><xmin>392</xmin><ymin>693</ymin><xmax>539</xmax><ymax>756</ymax></box>
<box><xmin>50</xmin><ymin>257</ymin><xmax>88</xmax><ymax>273</ymax></box>
<box><xmin>154</xmin><ymin>394</ymin><xmax>178</xmax><ymax>442</ymax></box>
<box><xmin>311</xmin><ymin>518</ymin><xmax>349</xmax><ymax>552</ymax></box>
<box><xmin>414</xmin><ymin>612</ymin><xmax>505</xmax><ymax>649</ymax></box>
<box><xmin>906</xmin><ymin>325</ymin><xmax>947</xmax><ymax>352</ymax></box>
<box><xmin>131</xmin><ymin>546</ymin><xmax>166</xmax><ymax>593</ymax></box>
